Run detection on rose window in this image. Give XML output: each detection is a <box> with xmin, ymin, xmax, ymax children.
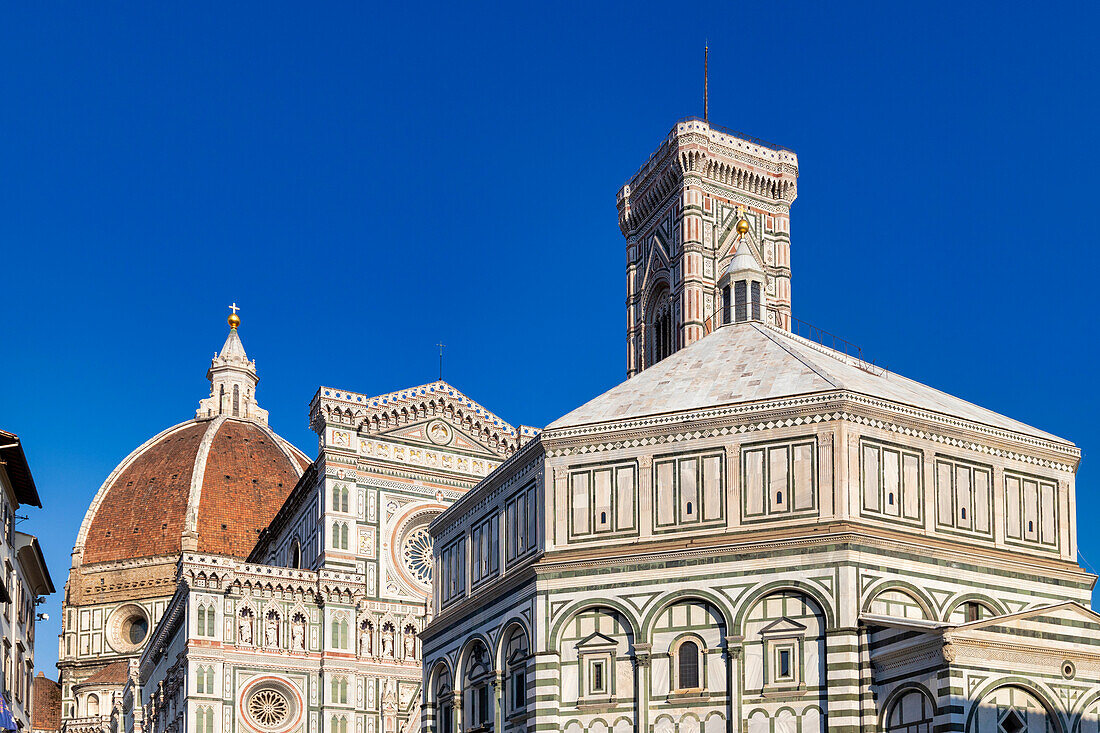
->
<box><xmin>247</xmin><ymin>688</ymin><xmax>290</xmax><ymax>729</ymax></box>
<box><xmin>401</xmin><ymin>527</ymin><xmax>434</xmax><ymax>586</ymax></box>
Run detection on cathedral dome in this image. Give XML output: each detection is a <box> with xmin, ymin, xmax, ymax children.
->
<box><xmin>74</xmin><ymin>312</ymin><xmax>311</xmax><ymax>566</ymax></box>
<box><xmin>77</xmin><ymin>416</ymin><xmax>310</xmax><ymax>565</ymax></box>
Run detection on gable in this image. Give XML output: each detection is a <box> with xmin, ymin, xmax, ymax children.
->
<box><xmin>381</xmin><ymin>418</ymin><xmax>502</xmax><ymax>459</ymax></box>
<box><xmin>953</xmin><ymin>602</ymin><xmax>1100</xmax><ymax>645</ymax></box>
<box><xmin>639</xmin><ymin>232</ymin><xmax>671</xmax><ymax>297</ymax></box>
<box><xmin>576</xmin><ymin>631</ymin><xmax>619</xmax><ymax>649</ymax></box>
<box><xmin>760</xmin><ymin>617</ymin><xmax>808</xmax><ymax>636</ymax></box>
<box><xmin>313</xmin><ymin>380</ymin><xmax>540</xmax><ymax>459</ymax></box>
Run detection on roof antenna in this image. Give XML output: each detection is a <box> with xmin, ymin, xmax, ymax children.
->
<box><xmin>704</xmin><ymin>42</ymin><xmax>709</xmax><ymax>122</ymax></box>
<box><xmin>437</xmin><ymin>342</ymin><xmax>445</xmax><ymax>382</ymax></box>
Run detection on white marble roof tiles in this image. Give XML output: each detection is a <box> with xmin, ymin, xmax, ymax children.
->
<box><xmin>548</xmin><ymin>322</ymin><xmax>1070</xmax><ymax>447</ymax></box>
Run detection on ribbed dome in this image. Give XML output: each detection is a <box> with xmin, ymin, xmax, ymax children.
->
<box><xmin>77</xmin><ymin>416</ymin><xmax>310</xmax><ymax>565</ymax></box>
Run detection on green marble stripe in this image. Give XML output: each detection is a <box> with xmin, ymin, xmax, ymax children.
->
<box><xmin>538</xmin><ymin>549</ymin><xmax>1085</xmax><ymax>600</ymax></box>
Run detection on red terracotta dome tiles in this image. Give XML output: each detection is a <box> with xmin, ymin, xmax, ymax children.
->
<box><xmin>81</xmin><ymin>422</ymin><xmax>207</xmax><ymax>564</ymax></box>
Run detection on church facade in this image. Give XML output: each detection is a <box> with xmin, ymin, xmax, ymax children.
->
<box><xmin>59</xmin><ymin>313</ymin><xmax>536</xmax><ymax>733</ymax></box>
<box><xmin>419</xmin><ymin>118</ymin><xmax>1100</xmax><ymax>733</ymax></box>
<box><xmin>124</xmin><ymin>379</ymin><xmax>535</xmax><ymax>733</ymax></box>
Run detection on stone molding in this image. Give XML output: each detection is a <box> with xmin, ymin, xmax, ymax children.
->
<box><xmin>543</xmin><ymin>391</ymin><xmax>1076</xmax><ymax>471</ymax></box>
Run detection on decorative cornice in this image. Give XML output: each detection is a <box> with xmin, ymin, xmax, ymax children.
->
<box><xmin>542</xmin><ymin>392</ymin><xmax>1077</xmax><ymax>472</ymax></box>
<box><xmin>534</xmin><ymin>526</ymin><xmax>1091</xmax><ymax>586</ymax></box>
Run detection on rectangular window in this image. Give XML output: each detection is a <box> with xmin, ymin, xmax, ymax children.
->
<box><xmin>679</xmin><ymin>459</ymin><xmax>698</xmax><ymax>522</ymax></box>
<box><xmin>702</xmin><ymin>456</ymin><xmax>722</xmax><ymax>521</ymax></box>
<box><xmin>734</xmin><ymin>280</ymin><xmax>748</xmax><ymax>322</ymax></box>
<box><xmin>743</xmin><ymin>439</ymin><xmax>817</xmax><ymax>520</ymax></box>
<box><xmin>1004</xmin><ymin>472</ymin><xmax>1059</xmax><ymax>549</ymax></box>
<box><xmin>860</xmin><ymin>440</ymin><xmax>922</xmax><ymax>522</ymax></box>
<box><xmin>778</xmin><ymin>648</ymin><xmax>792</xmax><ymax>679</ymax></box>
<box><xmin>935</xmin><ymin>457</ymin><xmax>992</xmax><ymax>537</ymax></box>
<box><xmin>750</xmin><ymin>280</ymin><xmax>761</xmax><ymax>320</ymax></box>
<box><xmin>526</xmin><ymin>485</ymin><xmax>537</xmax><ymax>551</ymax></box>
<box><xmin>768</xmin><ymin>447</ymin><xmax>788</xmax><ymax>511</ymax></box>
<box><xmin>515</xmin><ymin>491</ymin><xmax>526</xmax><ymax>551</ymax></box>
<box><xmin>656</xmin><ymin>461</ymin><xmax>675</xmax><ymax>526</ymax></box>
<box><xmin>594</xmin><ymin>469</ymin><xmax>612</xmax><ymax>531</ymax></box>
<box><xmin>568</xmin><ymin>463</ymin><xmax>637</xmax><ymax>538</ymax></box>
<box><xmin>571</xmin><ymin>473</ymin><xmax>590</xmax><ymax>535</ymax></box>
<box><xmin>616</xmin><ymin>466</ymin><xmax>635</xmax><ymax>530</ymax></box>
<box><xmin>512</xmin><ymin>671</ymin><xmax>526</xmax><ymax>710</ymax></box>
<box><xmin>745</xmin><ymin>449</ymin><xmax>764</xmax><ymax>516</ymax></box>
<box><xmin>653</xmin><ymin>453</ymin><xmax>724</xmax><ymax>529</ymax></box>
<box><xmin>590</xmin><ymin>660</ymin><xmax>606</xmax><ymax>694</ymax></box>
<box><xmin>476</xmin><ymin>685</ymin><xmax>490</xmax><ymax>724</ymax></box>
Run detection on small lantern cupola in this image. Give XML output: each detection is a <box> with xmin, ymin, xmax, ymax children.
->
<box><xmin>196</xmin><ymin>304</ymin><xmax>269</xmax><ymax>424</ymax></box>
<box><xmin>719</xmin><ymin>217</ymin><xmax>767</xmax><ymax>326</ymax></box>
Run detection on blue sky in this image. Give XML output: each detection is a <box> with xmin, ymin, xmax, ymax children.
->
<box><xmin>2</xmin><ymin>2</ymin><xmax>1098</xmax><ymax>676</ymax></box>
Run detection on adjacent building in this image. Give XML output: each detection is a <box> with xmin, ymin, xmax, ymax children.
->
<box><xmin>419</xmin><ymin>118</ymin><xmax>1100</xmax><ymax>733</ymax></box>
<box><xmin>33</xmin><ymin>672</ymin><xmax>62</xmax><ymax>733</ymax></box>
<box><xmin>0</xmin><ymin>430</ymin><xmax>56</xmax><ymax>730</ymax></box>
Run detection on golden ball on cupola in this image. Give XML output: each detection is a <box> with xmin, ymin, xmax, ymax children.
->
<box><xmin>736</xmin><ymin>218</ymin><xmax>750</xmax><ymax>235</ymax></box>
<box><xmin>228</xmin><ymin>313</ymin><xmax>241</xmax><ymax>329</ymax></box>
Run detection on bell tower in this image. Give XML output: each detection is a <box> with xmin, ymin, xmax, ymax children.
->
<box><xmin>617</xmin><ymin>119</ymin><xmax>799</xmax><ymax>377</ymax></box>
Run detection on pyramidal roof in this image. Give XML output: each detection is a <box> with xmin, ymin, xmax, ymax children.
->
<box><xmin>218</xmin><ymin>326</ymin><xmax>249</xmax><ymax>363</ymax></box>
<box><xmin>548</xmin><ymin>322</ymin><xmax>1070</xmax><ymax>445</ymax></box>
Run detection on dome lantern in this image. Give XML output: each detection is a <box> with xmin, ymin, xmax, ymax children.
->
<box><xmin>196</xmin><ymin>305</ymin><xmax>268</xmax><ymax>423</ymax></box>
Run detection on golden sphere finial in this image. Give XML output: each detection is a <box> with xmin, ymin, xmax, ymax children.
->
<box><xmin>228</xmin><ymin>302</ymin><xmax>240</xmax><ymax>329</ymax></box>
<box><xmin>736</xmin><ymin>217</ymin><xmax>750</xmax><ymax>235</ymax></box>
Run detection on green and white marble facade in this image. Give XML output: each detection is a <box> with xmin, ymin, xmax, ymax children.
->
<box><xmin>422</xmin><ymin>319</ymin><xmax>1100</xmax><ymax>733</ymax></box>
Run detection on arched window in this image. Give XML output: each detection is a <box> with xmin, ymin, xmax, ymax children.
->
<box><xmin>232</xmin><ymin>384</ymin><xmax>240</xmax><ymax>417</ymax></box>
<box><xmin>219</xmin><ymin>385</ymin><xmax>225</xmax><ymax>414</ymax></box>
<box><xmin>196</xmin><ymin>665</ymin><xmax>214</xmax><ymax>694</ymax></box>
<box><xmin>197</xmin><ymin>604</ymin><xmax>215</xmax><ymax>638</ymax></box>
<box><xmin>332</xmin><ymin>523</ymin><xmax>349</xmax><ymax>550</ymax></box>
<box><xmin>331</xmin><ymin>617</ymin><xmax>349</xmax><ymax>649</ymax></box>
<box><xmin>885</xmin><ymin>689</ymin><xmax>934</xmax><ymax>733</ymax></box>
<box><xmin>948</xmin><ymin>599</ymin><xmax>997</xmax><ymax>624</ymax></box>
<box><xmin>463</xmin><ymin>642</ymin><xmax>493</xmax><ymax>729</ymax></box>
<box><xmin>433</xmin><ymin>664</ymin><xmax>454</xmax><ymax>733</ymax></box>
<box><xmin>722</xmin><ymin>284</ymin><xmax>732</xmax><ymax>325</ymax></box>
<box><xmin>646</xmin><ymin>285</ymin><xmax>675</xmax><ymax>366</ymax></box>
<box><xmin>677</xmin><ymin>640</ymin><xmax>700</xmax><ymax>689</ymax></box>
<box><xmin>331</xmin><ymin>676</ymin><xmax>348</xmax><ymax>704</ymax></box>
<box><xmin>750</xmin><ymin>280</ymin><xmax>762</xmax><ymax>320</ymax></box>
<box><xmin>340</xmin><ymin>486</ymin><xmax>349</xmax><ymax>512</ymax></box>
<box><xmin>289</xmin><ymin>540</ymin><xmax>301</xmax><ymax>569</ymax></box>
<box><xmin>86</xmin><ymin>694</ymin><xmax>100</xmax><ymax>717</ymax></box>
<box><xmin>197</xmin><ymin>706</ymin><xmax>214</xmax><ymax>733</ymax></box>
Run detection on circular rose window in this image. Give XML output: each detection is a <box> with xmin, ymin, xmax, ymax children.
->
<box><xmin>402</xmin><ymin>526</ymin><xmax>434</xmax><ymax>586</ymax></box>
<box><xmin>248</xmin><ymin>688</ymin><xmax>289</xmax><ymax>728</ymax></box>
<box><xmin>240</xmin><ymin>678</ymin><xmax>301</xmax><ymax>733</ymax></box>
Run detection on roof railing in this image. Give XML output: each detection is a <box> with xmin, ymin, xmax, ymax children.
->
<box><xmin>702</xmin><ymin>307</ymin><xmax>886</xmax><ymax>376</ymax></box>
